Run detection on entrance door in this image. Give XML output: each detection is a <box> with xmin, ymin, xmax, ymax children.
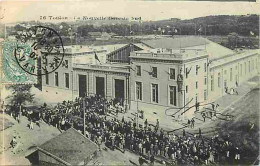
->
<box><xmin>96</xmin><ymin>77</ymin><xmax>105</xmax><ymax>97</ymax></box>
<box><xmin>78</xmin><ymin>75</ymin><xmax>87</xmax><ymax>97</ymax></box>
<box><xmin>115</xmin><ymin>79</ymin><xmax>124</xmax><ymax>103</ymax></box>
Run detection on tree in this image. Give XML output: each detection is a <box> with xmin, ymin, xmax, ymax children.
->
<box><xmin>6</xmin><ymin>85</ymin><xmax>34</xmax><ymax>106</ymax></box>
<box><xmin>14</xmin><ymin>24</ymin><xmax>25</xmax><ymax>32</ymax></box>
<box><xmin>228</xmin><ymin>32</ymin><xmax>239</xmax><ymax>49</ymax></box>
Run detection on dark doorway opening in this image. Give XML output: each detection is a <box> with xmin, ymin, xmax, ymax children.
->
<box><xmin>79</xmin><ymin>75</ymin><xmax>87</xmax><ymax>97</ymax></box>
<box><xmin>115</xmin><ymin>79</ymin><xmax>124</xmax><ymax>104</ymax></box>
<box><xmin>96</xmin><ymin>77</ymin><xmax>105</xmax><ymax>97</ymax></box>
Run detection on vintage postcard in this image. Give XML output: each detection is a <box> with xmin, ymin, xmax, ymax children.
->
<box><xmin>0</xmin><ymin>0</ymin><xmax>259</xmax><ymax>165</ymax></box>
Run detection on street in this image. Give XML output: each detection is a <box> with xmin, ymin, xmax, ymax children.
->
<box><xmin>0</xmin><ymin>77</ymin><xmax>259</xmax><ymax>165</ymax></box>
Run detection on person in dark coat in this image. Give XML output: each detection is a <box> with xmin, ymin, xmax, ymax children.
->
<box><xmin>199</xmin><ymin>128</ymin><xmax>202</xmax><ymax>138</ymax></box>
<box><xmin>187</xmin><ymin>119</ymin><xmax>191</xmax><ymax>128</ymax></box>
<box><xmin>191</xmin><ymin>118</ymin><xmax>195</xmax><ymax>128</ymax></box>
<box><xmin>202</xmin><ymin>112</ymin><xmax>206</xmax><ymax>122</ymax></box>
<box><xmin>139</xmin><ymin>156</ymin><xmax>145</xmax><ymax>166</ymax></box>
<box><xmin>144</xmin><ymin>119</ymin><xmax>148</xmax><ymax>129</ymax></box>
<box><xmin>150</xmin><ymin>155</ymin><xmax>155</xmax><ymax>165</ymax></box>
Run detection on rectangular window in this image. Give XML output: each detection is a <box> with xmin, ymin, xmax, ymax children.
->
<box><xmin>46</xmin><ymin>74</ymin><xmax>49</xmax><ymax>85</ymax></box>
<box><xmin>204</xmin><ymin>63</ymin><xmax>207</xmax><ymax>72</ymax></box>
<box><xmin>248</xmin><ymin>61</ymin><xmax>250</xmax><ymax>72</ymax></box>
<box><xmin>186</xmin><ymin>85</ymin><xmax>188</xmax><ymax>93</ymax></box>
<box><xmin>136</xmin><ymin>82</ymin><xmax>142</xmax><ymax>100</ymax></box>
<box><xmin>240</xmin><ymin>64</ymin><xmax>242</xmax><ymax>76</ymax></box>
<box><xmin>210</xmin><ymin>75</ymin><xmax>214</xmax><ymax>91</ymax></box>
<box><xmin>169</xmin><ymin>68</ymin><xmax>175</xmax><ymax>80</ymax></box>
<box><xmin>65</xmin><ymin>60</ymin><xmax>68</xmax><ymax>68</ymax></box>
<box><xmin>152</xmin><ymin>84</ymin><xmax>158</xmax><ymax>103</ymax></box>
<box><xmin>245</xmin><ymin>62</ymin><xmax>247</xmax><ymax>74</ymax></box>
<box><xmin>169</xmin><ymin>86</ymin><xmax>177</xmax><ymax>106</ymax></box>
<box><xmin>136</xmin><ymin>65</ymin><xmax>141</xmax><ymax>76</ymax></box>
<box><xmin>186</xmin><ymin>67</ymin><xmax>188</xmax><ymax>78</ymax></box>
<box><xmin>65</xmin><ymin>73</ymin><xmax>69</xmax><ymax>88</ymax></box>
<box><xmin>196</xmin><ymin>81</ymin><xmax>198</xmax><ymax>89</ymax></box>
<box><xmin>152</xmin><ymin>67</ymin><xmax>157</xmax><ymax>78</ymax></box>
<box><xmin>218</xmin><ymin>73</ymin><xmax>221</xmax><ymax>88</ymax></box>
<box><xmin>204</xmin><ymin>77</ymin><xmax>207</xmax><ymax>85</ymax></box>
<box><xmin>204</xmin><ymin>90</ymin><xmax>207</xmax><ymax>101</ymax></box>
<box><xmin>55</xmin><ymin>72</ymin><xmax>59</xmax><ymax>86</ymax></box>
<box><xmin>230</xmin><ymin>68</ymin><xmax>233</xmax><ymax>81</ymax></box>
<box><xmin>252</xmin><ymin>61</ymin><xmax>254</xmax><ymax>70</ymax></box>
<box><xmin>196</xmin><ymin>65</ymin><xmax>199</xmax><ymax>75</ymax></box>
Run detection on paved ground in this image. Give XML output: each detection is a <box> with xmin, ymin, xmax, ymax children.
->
<box><xmin>0</xmin><ymin>114</ymin><xmax>61</xmax><ymax>165</ymax></box>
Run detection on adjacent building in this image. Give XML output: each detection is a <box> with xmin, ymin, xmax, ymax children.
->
<box><xmin>30</xmin><ymin>128</ymin><xmax>98</xmax><ymax>165</ymax></box>
<box><xmin>129</xmin><ymin>37</ymin><xmax>259</xmax><ymax>118</ymax></box>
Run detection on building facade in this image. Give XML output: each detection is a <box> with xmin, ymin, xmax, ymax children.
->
<box><xmin>41</xmin><ymin>36</ymin><xmax>259</xmax><ymax>118</ymax></box>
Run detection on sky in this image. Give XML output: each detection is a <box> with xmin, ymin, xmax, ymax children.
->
<box><xmin>1</xmin><ymin>0</ymin><xmax>259</xmax><ymax>23</ymax></box>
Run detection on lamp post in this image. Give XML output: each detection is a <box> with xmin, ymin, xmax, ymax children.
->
<box><xmin>71</xmin><ymin>71</ymin><xmax>73</xmax><ymax>100</ymax></box>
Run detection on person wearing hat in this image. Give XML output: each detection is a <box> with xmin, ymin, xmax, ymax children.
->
<box><xmin>234</xmin><ymin>147</ymin><xmax>240</xmax><ymax>164</ymax></box>
<box><xmin>138</xmin><ymin>140</ymin><xmax>143</xmax><ymax>154</ymax></box>
<box><xmin>97</xmin><ymin>135</ymin><xmax>102</xmax><ymax>150</ymax></box>
<box><xmin>29</xmin><ymin>119</ymin><xmax>34</xmax><ymax>130</ymax></box>
<box><xmin>193</xmin><ymin>155</ymin><xmax>199</xmax><ymax>165</ymax></box>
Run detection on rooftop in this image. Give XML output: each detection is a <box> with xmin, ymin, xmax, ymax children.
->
<box><xmin>135</xmin><ymin>36</ymin><xmax>242</xmax><ymax>61</ymax></box>
<box><xmin>141</xmin><ymin>36</ymin><xmax>210</xmax><ymax>49</ymax></box>
<box><xmin>39</xmin><ymin>128</ymin><xmax>98</xmax><ymax>165</ymax></box>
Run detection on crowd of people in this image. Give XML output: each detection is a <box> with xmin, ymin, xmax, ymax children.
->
<box><xmin>6</xmin><ymin>95</ymin><xmax>242</xmax><ymax>165</ymax></box>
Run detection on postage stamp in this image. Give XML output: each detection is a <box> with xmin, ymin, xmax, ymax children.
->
<box><xmin>1</xmin><ymin>40</ymin><xmax>36</xmax><ymax>84</ymax></box>
<box><xmin>1</xmin><ymin>25</ymin><xmax>64</xmax><ymax>84</ymax></box>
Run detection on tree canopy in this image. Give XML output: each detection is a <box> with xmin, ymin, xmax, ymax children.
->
<box><xmin>6</xmin><ymin>85</ymin><xmax>35</xmax><ymax>106</ymax></box>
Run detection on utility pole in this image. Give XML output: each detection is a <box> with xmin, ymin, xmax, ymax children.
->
<box><xmin>83</xmin><ymin>99</ymin><xmax>86</xmax><ymax>136</ymax></box>
<box><xmin>182</xmin><ymin>89</ymin><xmax>185</xmax><ymax>121</ymax></box>
<box><xmin>195</xmin><ymin>23</ymin><xmax>197</xmax><ymax>36</ymax></box>
<box><xmin>136</xmin><ymin>98</ymin><xmax>139</xmax><ymax>128</ymax></box>
<box><xmin>205</xmin><ymin>25</ymin><xmax>207</xmax><ymax>49</ymax></box>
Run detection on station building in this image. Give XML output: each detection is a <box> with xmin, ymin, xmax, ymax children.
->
<box><xmin>41</xmin><ymin>43</ymin><xmax>147</xmax><ymax>104</ymax></box>
<box><xmin>41</xmin><ymin>36</ymin><xmax>259</xmax><ymax>118</ymax></box>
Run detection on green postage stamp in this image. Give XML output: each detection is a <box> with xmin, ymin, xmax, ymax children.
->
<box><xmin>1</xmin><ymin>40</ymin><xmax>37</xmax><ymax>84</ymax></box>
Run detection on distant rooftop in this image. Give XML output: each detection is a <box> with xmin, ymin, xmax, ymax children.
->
<box><xmin>39</xmin><ymin>128</ymin><xmax>98</xmax><ymax>165</ymax></box>
<box><xmin>88</xmin><ymin>32</ymin><xmax>102</xmax><ymax>36</ymax></box>
<box><xmin>141</xmin><ymin>36</ymin><xmax>210</xmax><ymax>49</ymax></box>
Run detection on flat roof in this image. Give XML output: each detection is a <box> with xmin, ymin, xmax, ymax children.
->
<box><xmin>138</xmin><ymin>37</ymin><xmax>242</xmax><ymax>60</ymax></box>
<box><xmin>141</xmin><ymin>36</ymin><xmax>210</xmax><ymax>49</ymax></box>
